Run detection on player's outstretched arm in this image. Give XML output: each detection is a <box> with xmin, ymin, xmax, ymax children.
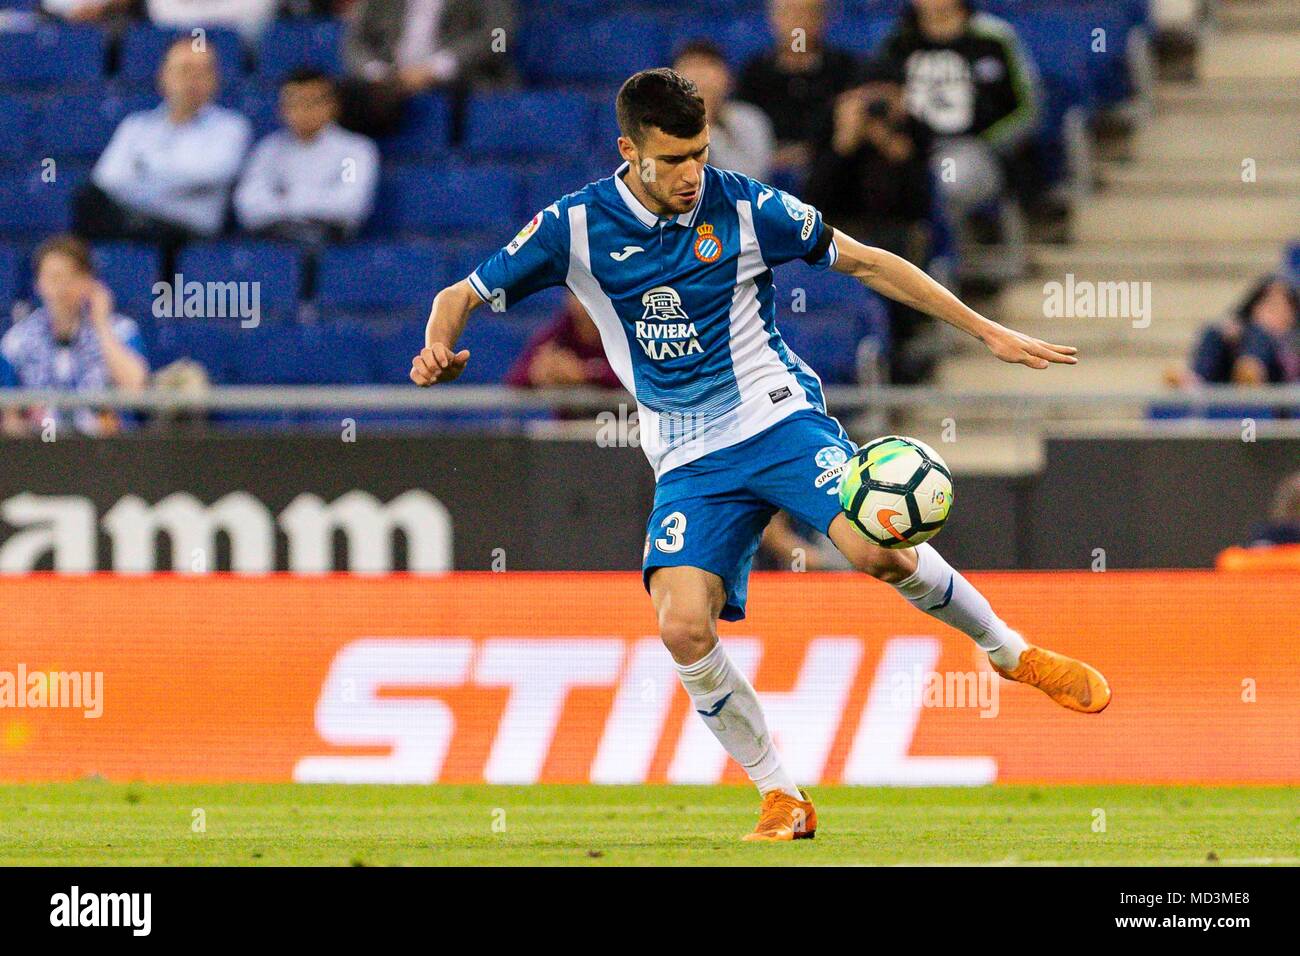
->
<box><xmin>410</xmin><ymin>279</ymin><xmax>483</xmax><ymax>386</ymax></box>
<box><xmin>829</xmin><ymin>228</ymin><xmax>1078</xmax><ymax>369</ymax></box>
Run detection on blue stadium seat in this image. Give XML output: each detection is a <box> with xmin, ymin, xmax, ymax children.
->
<box><xmin>521</xmin><ymin>14</ymin><xmax>669</xmax><ymax>85</ymax></box>
<box><xmin>35</xmin><ymin>89</ymin><xmax>157</xmax><ymax>160</ymax></box>
<box><xmin>0</xmin><ymin>244</ymin><xmax>20</xmax><ymax>312</ymax></box>
<box><xmin>777</xmin><ymin>259</ymin><xmax>871</xmax><ymax>309</ymax></box>
<box><xmin>175</xmin><ymin>242</ymin><xmax>303</xmax><ymax>313</ymax></box>
<box><xmin>146</xmin><ymin>318</ymin><xmax>241</xmax><ymax>383</ymax></box>
<box><xmin>231</xmin><ymin>320</ymin><xmax>315</xmax><ymax>385</ymax></box>
<box><xmin>465</xmin><ymin>90</ymin><xmax>594</xmax><ymax>158</ymax></box>
<box><xmin>777</xmin><ymin>303</ymin><xmax>888</xmax><ymax>385</ymax></box>
<box><xmin>117</xmin><ymin>25</ymin><xmax>245</xmax><ymax>84</ymax></box>
<box><xmin>453</xmin><ymin>313</ymin><xmax>535</xmax><ymax>384</ymax></box>
<box><xmin>256</xmin><ymin>19</ymin><xmax>345</xmax><ymax>82</ymax></box>
<box><xmin>0</xmin><ymin>95</ymin><xmax>34</xmax><ymax>162</ymax></box>
<box><xmin>823</xmin><ymin>12</ymin><xmax>895</xmax><ymax>57</ymax></box>
<box><xmin>371</xmin><ymin>164</ymin><xmax>522</xmax><ymax>237</ymax></box>
<box><xmin>1284</xmin><ymin>241</ymin><xmax>1299</xmax><ymax>284</ymax></box>
<box><xmin>316</xmin><ymin>243</ymin><xmax>448</xmax><ymax>310</ymax></box>
<box><xmin>369</xmin><ymin>316</ymin><xmax>430</xmax><ymax>385</ymax></box>
<box><xmin>376</xmin><ymin>93</ymin><xmax>451</xmax><ymax>158</ymax></box>
<box><xmin>0</xmin><ymin>25</ymin><xmax>105</xmax><ymax>87</ymax></box>
<box><xmin>222</xmin><ymin>81</ymin><xmax>280</xmax><ymax>138</ymax></box>
<box><xmin>92</xmin><ymin>243</ymin><xmax>160</xmax><ymax>313</ymax></box>
<box><xmin>0</xmin><ymin>166</ymin><xmax>83</xmax><ymax>236</ymax></box>
<box><xmin>520</xmin><ymin>159</ymin><xmax>609</xmax><ymax>219</ymax></box>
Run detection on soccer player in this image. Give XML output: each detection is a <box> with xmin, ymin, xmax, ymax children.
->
<box><xmin>410</xmin><ymin>69</ymin><xmax>1111</xmax><ymax>842</ymax></box>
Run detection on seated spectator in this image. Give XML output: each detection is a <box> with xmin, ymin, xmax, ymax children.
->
<box><xmin>234</xmin><ymin>70</ymin><xmax>380</xmax><ymax>243</ymax></box>
<box><xmin>40</xmin><ymin>0</ymin><xmax>137</xmax><ymax>24</ymax></box>
<box><xmin>875</xmin><ymin>0</ymin><xmax>1051</xmax><ymax>230</ymax></box>
<box><xmin>0</xmin><ymin>236</ymin><xmax>148</xmax><ymax>438</ymax></box>
<box><xmin>1167</xmin><ymin>276</ymin><xmax>1300</xmax><ymax>388</ymax></box>
<box><xmin>1216</xmin><ymin>471</ymin><xmax>1300</xmax><ymax>571</ymax></box>
<box><xmin>673</xmin><ymin>40</ymin><xmax>774</xmax><ymax>181</ymax></box>
<box><xmin>75</xmin><ymin>39</ymin><xmax>251</xmax><ymax>252</ymax></box>
<box><xmin>340</xmin><ymin>0</ymin><xmax>518</xmax><ymax>136</ymax></box>
<box><xmin>737</xmin><ymin>0</ymin><xmax>858</xmax><ymax>185</ymax></box>
<box><xmin>806</xmin><ymin>75</ymin><xmax>935</xmax><ymax>382</ymax></box>
<box><xmin>146</xmin><ymin>0</ymin><xmax>278</xmax><ymax>39</ymax></box>
<box><xmin>505</xmin><ymin>294</ymin><xmax>620</xmax><ymax>393</ymax></box>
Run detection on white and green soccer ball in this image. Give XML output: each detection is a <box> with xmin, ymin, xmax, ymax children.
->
<box><xmin>838</xmin><ymin>435</ymin><xmax>953</xmax><ymax>548</ymax></box>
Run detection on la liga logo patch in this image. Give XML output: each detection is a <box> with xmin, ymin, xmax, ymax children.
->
<box><xmin>693</xmin><ymin>222</ymin><xmax>722</xmax><ymax>263</ymax></box>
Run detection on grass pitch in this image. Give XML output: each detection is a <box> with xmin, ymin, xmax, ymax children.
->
<box><xmin>0</xmin><ymin>783</ymin><xmax>1295</xmax><ymax>866</ymax></box>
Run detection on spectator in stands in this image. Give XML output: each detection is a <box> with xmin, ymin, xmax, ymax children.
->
<box><xmin>672</xmin><ymin>40</ymin><xmax>774</xmax><ymax>182</ymax></box>
<box><xmin>75</xmin><ymin>39</ymin><xmax>251</xmax><ymax>250</ymax></box>
<box><xmin>505</xmin><ymin>293</ymin><xmax>620</xmax><ymax>391</ymax></box>
<box><xmin>0</xmin><ymin>236</ymin><xmax>148</xmax><ymax>438</ymax></box>
<box><xmin>737</xmin><ymin>0</ymin><xmax>858</xmax><ymax>185</ymax></box>
<box><xmin>40</xmin><ymin>0</ymin><xmax>137</xmax><ymax>24</ymax></box>
<box><xmin>1216</xmin><ymin>471</ymin><xmax>1300</xmax><ymax>572</ymax></box>
<box><xmin>875</xmin><ymin>0</ymin><xmax>1052</xmax><ymax>231</ymax></box>
<box><xmin>234</xmin><ymin>70</ymin><xmax>380</xmax><ymax>243</ymax></box>
<box><xmin>340</xmin><ymin>0</ymin><xmax>517</xmax><ymax>136</ymax></box>
<box><xmin>805</xmin><ymin>73</ymin><xmax>936</xmax><ymax>382</ymax></box>
<box><xmin>146</xmin><ymin>0</ymin><xmax>278</xmax><ymax>39</ymax></box>
<box><xmin>1168</xmin><ymin>275</ymin><xmax>1300</xmax><ymax>388</ymax></box>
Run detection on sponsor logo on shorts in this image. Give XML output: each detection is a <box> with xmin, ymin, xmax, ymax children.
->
<box><xmin>768</xmin><ymin>386</ymin><xmax>792</xmax><ymax>404</ymax></box>
<box><xmin>814</xmin><ymin>445</ymin><xmax>851</xmax><ymax>492</ymax></box>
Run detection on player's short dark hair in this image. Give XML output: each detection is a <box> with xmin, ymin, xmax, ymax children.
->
<box><xmin>615</xmin><ymin>68</ymin><xmax>707</xmax><ymax>145</ymax></box>
<box><xmin>672</xmin><ymin>39</ymin><xmax>728</xmax><ymax>69</ymax></box>
<box><xmin>283</xmin><ymin>67</ymin><xmax>334</xmax><ymax>92</ymax></box>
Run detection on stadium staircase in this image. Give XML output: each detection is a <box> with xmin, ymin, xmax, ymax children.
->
<box><xmin>910</xmin><ymin>0</ymin><xmax>1300</xmax><ymax>474</ymax></box>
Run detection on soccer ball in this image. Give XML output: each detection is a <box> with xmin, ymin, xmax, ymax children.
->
<box><xmin>838</xmin><ymin>436</ymin><xmax>953</xmax><ymax>548</ymax></box>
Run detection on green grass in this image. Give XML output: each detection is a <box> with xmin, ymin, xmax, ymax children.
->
<box><xmin>0</xmin><ymin>783</ymin><xmax>1296</xmax><ymax>866</ymax></box>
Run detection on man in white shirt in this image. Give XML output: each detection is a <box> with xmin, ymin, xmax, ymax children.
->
<box><xmin>673</xmin><ymin>40</ymin><xmax>775</xmax><ymax>182</ymax></box>
<box><xmin>234</xmin><ymin>70</ymin><xmax>380</xmax><ymax>243</ymax></box>
<box><xmin>146</xmin><ymin>0</ymin><xmax>279</xmax><ymax>40</ymax></box>
<box><xmin>75</xmin><ymin>39</ymin><xmax>252</xmax><ymax>243</ymax></box>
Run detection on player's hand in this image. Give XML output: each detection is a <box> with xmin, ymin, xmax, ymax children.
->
<box><xmin>982</xmin><ymin>324</ymin><xmax>1078</xmax><ymax>369</ymax></box>
<box><xmin>410</xmin><ymin>343</ymin><xmax>471</xmax><ymax>386</ymax></box>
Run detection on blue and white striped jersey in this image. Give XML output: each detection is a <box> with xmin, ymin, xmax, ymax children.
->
<box><xmin>469</xmin><ymin>163</ymin><xmax>840</xmax><ymax>478</ymax></box>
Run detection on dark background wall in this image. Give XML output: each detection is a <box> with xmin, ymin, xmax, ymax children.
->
<box><xmin>0</xmin><ymin>434</ymin><xmax>1293</xmax><ymax>571</ymax></box>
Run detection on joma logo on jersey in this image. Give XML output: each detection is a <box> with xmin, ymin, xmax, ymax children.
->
<box><xmin>635</xmin><ymin>286</ymin><xmax>703</xmax><ymax>360</ymax></box>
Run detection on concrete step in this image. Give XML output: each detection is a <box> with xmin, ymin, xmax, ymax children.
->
<box><xmin>1219</xmin><ymin>0</ymin><xmax>1300</xmax><ymax>31</ymax></box>
<box><xmin>1030</xmin><ymin>240</ymin><xmax>1281</xmax><ymax>278</ymax></box>
<box><xmin>886</xmin><ymin>416</ymin><xmax>1043</xmax><ymax>475</ymax></box>
<box><xmin>995</xmin><ymin>277</ymin><xmax>1242</xmax><ymax>350</ymax></box>
<box><xmin>936</xmin><ymin>352</ymin><xmax>1171</xmax><ymax>394</ymax></box>
<box><xmin>1101</xmin><ymin>159</ymin><xmax>1300</xmax><ymax>195</ymax></box>
<box><xmin>1134</xmin><ymin>112</ymin><xmax>1300</xmax><ymax>161</ymax></box>
<box><xmin>1074</xmin><ymin>194</ymin><xmax>1300</xmax><ymax>243</ymax></box>
<box><xmin>1200</xmin><ymin>31</ymin><xmax>1300</xmax><ymax>80</ymax></box>
<box><xmin>1154</xmin><ymin>79</ymin><xmax>1300</xmax><ymax>111</ymax></box>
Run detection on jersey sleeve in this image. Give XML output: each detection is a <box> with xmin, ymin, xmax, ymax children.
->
<box><xmin>467</xmin><ymin>203</ymin><xmax>570</xmax><ymax>311</ymax></box>
<box><xmin>746</xmin><ymin>178</ymin><xmax>837</xmax><ymax>271</ymax></box>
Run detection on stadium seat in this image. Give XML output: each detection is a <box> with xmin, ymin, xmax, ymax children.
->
<box><xmin>0</xmin><ymin>166</ymin><xmax>83</xmax><ymax>236</ymax></box>
<box><xmin>92</xmin><ymin>243</ymin><xmax>161</xmax><ymax>313</ymax></box>
<box><xmin>465</xmin><ymin>90</ymin><xmax>594</xmax><ymax>158</ymax></box>
<box><xmin>222</xmin><ymin>81</ymin><xmax>280</xmax><ymax>139</ymax></box>
<box><xmin>375</xmin><ymin>93</ymin><xmax>451</xmax><ymax>158</ymax></box>
<box><xmin>117</xmin><ymin>25</ymin><xmax>245</xmax><ymax>84</ymax></box>
<box><xmin>369</xmin><ymin>316</ymin><xmax>430</xmax><ymax>385</ymax></box>
<box><xmin>35</xmin><ymin>89</ymin><xmax>157</xmax><ymax>161</ymax></box>
<box><xmin>0</xmin><ymin>95</ymin><xmax>34</xmax><ymax>162</ymax></box>
<box><xmin>175</xmin><ymin>242</ymin><xmax>303</xmax><ymax>313</ymax></box>
<box><xmin>316</xmin><ymin>243</ymin><xmax>449</xmax><ymax>310</ymax></box>
<box><xmin>0</xmin><ymin>244</ymin><xmax>20</xmax><ymax>312</ymax></box>
<box><xmin>0</xmin><ymin>24</ymin><xmax>105</xmax><ymax>87</ymax></box>
<box><xmin>520</xmin><ymin>14</ymin><xmax>669</xmax><ymax>85</ymax></box>
<box><xmin>256</xmin><ymin>19</ymin><xmax>345</xmax><ymax>82</ymax></box>
<box><xmin>823</xmin><ymin>12</ymin><xmax>895</xmax><ymax>57</ymax></box>
<box><xmin>454</xmin><ymin>314</ymin><xmax>536</xmax><ymax>384</ymax></box>
<box><xmin>146</xmin><ymin>318</ymin><xmax>241</xmax><ymax>383</ymax></box>
<box><xmin>371</xmin><ymin>164</ymin><xmax>522</xmax><ymax>238</ymax></box>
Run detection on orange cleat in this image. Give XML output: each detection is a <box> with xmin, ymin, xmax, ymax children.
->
<box><xmin>742</xmin><ymin>789</ymin><xmax>818</xmax><ymax>842</ymax></box>
<box><xmin>992</xmin><ymin>646</ymin><xmax>1112</xmax><ymax>714</ymax></box>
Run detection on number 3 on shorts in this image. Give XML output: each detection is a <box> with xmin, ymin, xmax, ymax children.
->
<box><xmin>654</xmin><ymin>511</ymin><xmax>687</xmax><ymax>553</ymax></box>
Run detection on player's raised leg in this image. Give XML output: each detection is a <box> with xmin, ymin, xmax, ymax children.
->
<box><xmin>827</xmin><ymin>517</ymin><xmax>1111</xmax><ymax>713</ymax></box>
<box><xmin>649</xmin><ymin>565</ymin><xmax>816</xmax><ymax>841</ymax></box>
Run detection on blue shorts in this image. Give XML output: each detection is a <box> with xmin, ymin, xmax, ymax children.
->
<box><xmin>642</xmin><ymin>409</ymin><xmax>857</xmax><ymax>621</ymax></box>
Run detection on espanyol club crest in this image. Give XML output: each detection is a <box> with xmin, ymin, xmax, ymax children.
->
<box><xmin>813</xmin><ymin>445</ymin><xmax>851</xmax><ymax>493</ymax></box>
<box><xmin>693</xmin><ymin>222</ymin><xmax>722</xmax><ymax>263</ymax></box>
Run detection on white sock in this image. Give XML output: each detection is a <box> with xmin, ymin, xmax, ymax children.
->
<box><xmin>891</xmin><ymin>543</ymin><xmax>1028</xmax><ymax>671</ymax></box>
<box><xmin>674</xmin><ymin>642</ymin><xmax>802</xmax><ymax>800</ymax></box>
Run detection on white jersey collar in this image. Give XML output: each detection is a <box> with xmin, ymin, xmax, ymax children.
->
<box><xmin>613</xmin><ymin>162</ymin><xmax>706</xmax><ymax>230</ymax></box>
